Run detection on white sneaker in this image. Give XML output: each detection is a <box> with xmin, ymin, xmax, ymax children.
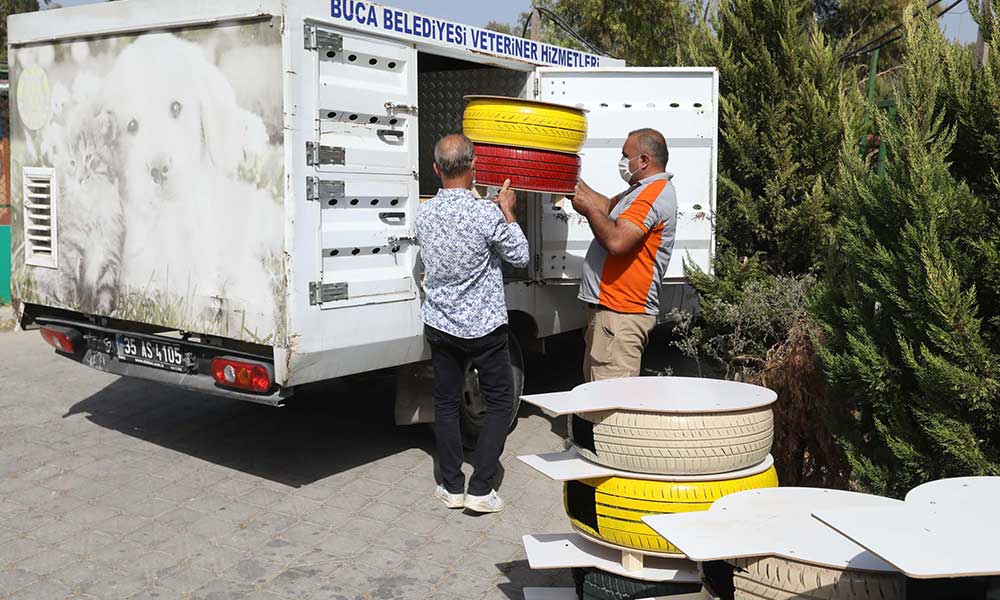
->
<box><xmin>434</xmin><ymin>485</ymin><xmax>465</xmax><ymax>509</ymax></box>
<box><xmin>463</xmin><ymin>490</ymin><xmax>505</xmax><ymax>513</ymax></box>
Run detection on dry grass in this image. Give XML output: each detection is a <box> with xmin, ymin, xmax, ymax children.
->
<box><xmin>749</xmin><ymin>318</ymin><xmax>851</xmax><ymax>488</ymax></box>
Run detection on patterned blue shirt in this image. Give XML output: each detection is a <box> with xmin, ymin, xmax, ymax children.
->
<box><xmin>416</xmin><ymin>187</ymin><xmax>529</xmax><ymax>339</ymax></box>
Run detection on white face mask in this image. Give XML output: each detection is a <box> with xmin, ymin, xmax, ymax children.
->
<box><xmin>618</xmin><ymin>155</ymin><xmax>639</xmax><ymax>183</ymax></box>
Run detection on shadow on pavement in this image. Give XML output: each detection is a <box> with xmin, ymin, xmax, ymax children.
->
<box><xmin>63</xmin><ymin>370</ymin><xmax>435</xmax><ymax>487</ymax></box>
<box><xmin>495</xmin><ymin>559</ymin><xmax>574</xmax><ymax>599</ymax></box>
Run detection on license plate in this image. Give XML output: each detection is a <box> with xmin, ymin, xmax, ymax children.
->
<box><xmin>116</xmin><ymin>335</ymin><xmax>186</xmax><ymax>372</ymax></box>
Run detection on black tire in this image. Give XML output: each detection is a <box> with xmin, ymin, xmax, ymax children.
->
<box><xmin>460</xmin><ymin>331</ymin><xmax>524</xmax><ymax>449</ymax></box>
<box><xmin>578</xmin><ymin>569</ymin><xmax>702</xmax><ymax>600</ymax></box>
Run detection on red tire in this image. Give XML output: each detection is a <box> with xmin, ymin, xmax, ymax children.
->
<box><xmin>474</xmin><ymin>144</ymin><xmax>580</xmax><ymax>194</ymax></box>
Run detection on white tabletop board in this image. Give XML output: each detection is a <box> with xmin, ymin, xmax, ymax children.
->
<box><xmin>571</xmin><ymin>524</ymin><xmax>685</xmax><ymax>559</ymax></box>
<box><xmin>642</xmin><ymin>488</ymin><xmax>901</xmax><ymax>572</ymax></box>
<box><xmin>519</xmin><ymin>377</ymin><xmax>776</xmax><ymax>416</ymax></box>
<box><xmin>813</xmin><ymin>477</ymin><xmax>1000</xmax><ymax>579</ymax></box>
<box><xmin>904</xmin><ymin>476</ymin><xmax>1000</xmax><ymax>508</ymax></box>
<box><xmin>523</xmin><ymin>589</ymin><xmax>710</xmax><ymax>600</ymax></box>
<box><xmin>518</xmin><ymin>450</ymin><xmax>775</xmax><ymax>483</ymax></box>
<box><xmin>523</xmin><ymin>589</ymin><xmax>578</xmax><ymax>600</ymax></box>
<box><xmin>522</xmin><ymin>533</ymin><xmax>701</xmax><ymax>583</ymax></box>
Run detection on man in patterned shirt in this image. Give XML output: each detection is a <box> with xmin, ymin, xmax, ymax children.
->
<box><xmin>416</xmin><ymin>134</ymin><xmax>529</xmax><ymax>514</ymax></box>
<box><xmin>571</xmin><ymin>128</ymin><xmax>678</xmax><ymax>382</ymax></box>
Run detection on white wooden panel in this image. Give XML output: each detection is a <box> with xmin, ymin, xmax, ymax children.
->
<box><xmin>813</xmin><ymin>476</ymin><xmax>1000</xmax><ymax>579</ymax></box>
<box><xmin>519</xmin><ymin>449</ymin><xmax>774</xmax><ymax>483</ymax></box>
<box><xmin>904</xmin><ymin>476</ymin><xmax>1000</xmax><ymax>508</ymax></box>
<box><xmin>520</xmin><ymin>376</ymin><xmax>776</xmax><ymax>416</ymax></box>
<box><xmin>642</xmin><ymin>488</ymin><xmax>901</xmax><ymax>572</ymax></box>
<box><xmin>524</xmin><ymin>589</ymin><xmax>709</xmax><ymax>600</ymax></box>
<box><xmin>522</xmin><ymin>533</ymin><xmax>701</xmax><ymax>583</ymax></box>
<box><xmin>536</xmin><ymin>68</ymin><xmax>718</xmax><ymax>280</ymax></box>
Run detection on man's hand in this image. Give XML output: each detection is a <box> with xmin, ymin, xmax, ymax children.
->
<box><xmin>571</xmin><ymin>180</ymin><xmax>645</xmax><ymax>256</ymax></box>
<box><xmin>571</xmin><ymin>180</ymin><xmax>611</xmax><ymax>218</ymax></box>
<box><xmin>493</xmin><ymin>179</ymin><xmax>517</xmax><ymax>224</ymax></box>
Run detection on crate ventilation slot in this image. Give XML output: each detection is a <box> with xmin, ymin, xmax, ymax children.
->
<box><xmin>22</xmin><ymin>167</ymin><xmax>57</xmax><ymax>269</ymax></box>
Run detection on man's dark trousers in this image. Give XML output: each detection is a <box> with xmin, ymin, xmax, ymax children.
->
<box><xmin>426</xmin><ymin>324</ymin><xmax>514</xmax><ymax>497</ymax></box>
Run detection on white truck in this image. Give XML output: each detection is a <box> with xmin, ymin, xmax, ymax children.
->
<box><xmin>8</xmin><ymin>0</ymin><xmax>717</xmax><ymax>436</ymax></box>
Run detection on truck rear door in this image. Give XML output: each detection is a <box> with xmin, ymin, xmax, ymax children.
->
<box><xmin>306</xmin><ymin>24</ymin><xmax>419</xmax><ymax>309</ymax></box>
<box><xmin>533</xmin><ymin>67</ymin><xmax>718</xmax><ymax>283</ymax></box>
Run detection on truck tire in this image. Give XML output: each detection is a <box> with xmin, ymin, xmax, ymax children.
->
<box><xmin>575</xmin><ymin>568</ymin><xmax>703</xmax><ymax>600</ymax></box>
<box><xmin>564</xmin><ymin>467</ymin><xmax>779</xmax><ymax>555</ymax></box>
<box><xmin>474</xmin><ymin>144</ymin><xmax>581</xmax><ymax>194</ymax></box>
<box><xmin>729</xmin><ymin>557</ymin><xmax>905</xmax><ymax>600</ymax></box>
<box><xmin>570</xmin><ymin>408</ymin><xmax>774</xmax><ymax>476</ymax></box>
<box><xmin>463</xmin><ymin>96</ymin><xmax>588</xmax><ymax>153</ymax></box>
<box><xmin>460</xmin><ymin>331</ymin><xmax>524</xmax><ymax>449</ymax></box>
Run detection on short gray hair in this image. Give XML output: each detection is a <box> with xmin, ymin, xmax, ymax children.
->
<box><xmin>629</xmin><ymin>128</ymin><xmax>669</xmax><ymax>167</ymax></box>
<box><xmin>434</xmin><ymin>134</ymin><xmax>475</xmax><ymax>178</ymax></box>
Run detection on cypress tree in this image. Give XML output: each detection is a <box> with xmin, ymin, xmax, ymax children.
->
<box><xmin>816</xmin><ymin>6</ymin><xmax>1000</xmax><ymax>497</ymax></box>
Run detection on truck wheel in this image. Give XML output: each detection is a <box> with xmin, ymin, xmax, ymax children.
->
<box><xmin>460</xmin><ymin>331</ymin><xmax>524</xmax><ymax>449</ymax></box>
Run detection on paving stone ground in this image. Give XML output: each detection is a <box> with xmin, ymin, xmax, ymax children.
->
<box><xmin>0</xmin><ymin>327</ymin><xmax>612</xmax><ymax>600</ymax></box>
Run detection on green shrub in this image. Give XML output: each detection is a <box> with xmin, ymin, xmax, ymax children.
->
<box><xmin>815</xmin><ymin>6</ymin><xmax>1000</xmax><ymax>497</ymax></box>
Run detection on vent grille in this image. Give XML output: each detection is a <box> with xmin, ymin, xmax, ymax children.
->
<box><xmin>23</xmin><ymin>167</ymin><xmax>57</xmax><ymax>269</ymax></box>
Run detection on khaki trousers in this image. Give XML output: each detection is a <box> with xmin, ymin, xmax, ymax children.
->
<box><xmin>583</xmin><ymin>306</ymin><xmax>658</xmax><ymax>382</ymax></box>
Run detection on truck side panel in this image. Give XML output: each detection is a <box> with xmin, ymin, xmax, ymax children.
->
<box><xmin>10</xmin><ymin>19</ymin><xmax>287</xmax><ymax>346</ymax></box>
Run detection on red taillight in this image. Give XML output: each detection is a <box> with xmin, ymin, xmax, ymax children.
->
<box><xmin>40</xmin><ymin>326</ymin><xmax>80</xmax><ymax>354</ymax></box>
<box><xmin>210</xmin><ymin>357</ymin><xmax>272</xmax><ymax>393</ymax></box>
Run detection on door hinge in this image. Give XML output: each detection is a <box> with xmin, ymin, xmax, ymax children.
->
<box><xmin>309</xmin><ymin>281</ymin><xmax>349</xmax><ymax>305</ymax></box>
<box><xmin>533</xmin><ymin>78</ymin><xmax>541</xmax><ymax>98</ymax></box>
<box><xmin>304</xmin><ymin>24</ymin><xmax>343</xmax><ymax>61</ymax></box>
<box><xmin>306</xmin><ymin>177</ymin><xmax>345</xmax><ymax>203</ymax></box>
<box><xmin>533</xmin><ymin>253</ymin><xmax>541</xmax><ymax>272</ymax></box>
<box><xmin>306</xmin><ymin>142</ymin><xmax>346</xmax><ymax>166</ymax></box>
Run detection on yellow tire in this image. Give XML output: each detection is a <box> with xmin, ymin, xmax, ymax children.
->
<box><xmin>462</xmin><ymin>96</ymin><xmax>588</xmax><ymax>153</ymax></box>
<box><xmin>564</xmin><ymin>466</ymin><xmax>779</xmax><ymax>555</ymax></box>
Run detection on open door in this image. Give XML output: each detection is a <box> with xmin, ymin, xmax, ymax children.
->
<box><xmin>307</xmin><ymin>24</ymin><xmax>420</xmax><ymax>309</ymax></box>
<box><xmin>534</xmin><ymin>67</ymin><xmax>718</xmax><ymax>283</ymax></box>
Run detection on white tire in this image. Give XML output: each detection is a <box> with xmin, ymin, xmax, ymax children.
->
<box><xmin>730</xmin><ymin>557</ymin><xmax>905</xmax><ymax>600</ymax></box>
<box><xmin>570</xmin><ymin>408</ymin><xmax>774</xmax><ymax>475</ymax></box>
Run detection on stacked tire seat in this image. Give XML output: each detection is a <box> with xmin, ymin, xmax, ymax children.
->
<box><xmin>462</xmin><ymin>95</ymin><xmax>586</xmax><ymax>194</ymax></box>
<box><xmin>564</xmin><ymin>466</ymin><xmax>779</xmax><ymax>555</ymax></box>
<box><xmin>563</xmin><ymin>385</ymin><xmax>778</xmax><ymax>558</ymax></box>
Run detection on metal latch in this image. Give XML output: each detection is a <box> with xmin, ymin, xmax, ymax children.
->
<box><xmin>304</xmin><ymin>24</ymin><xmax>343</xmax><ymax>61</ymax></box>
<box><xmin>306</xmin><ymin>142</ymin><xmax>346</xmax><ymax>166</ymax></box>
<box><xmin>306</xmin><ymin>177</ymin><xmax>345</xmax><ymax>203</ymax></box>
<box><xmin>309</xmin><ymin>281</ymin><xmax>349</xmax><ymax>305</ymax></box>
<box><xmin>388</xmin><ymin>233</ymin><xmax>418</xmax><ymax>246</ymax></box>
<box><xmin>384</xmin><ymin>102</ymin><xmax>419</xmax><ymax>115</ymax></box>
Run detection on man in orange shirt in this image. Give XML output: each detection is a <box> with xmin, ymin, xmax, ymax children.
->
<box><xmin>571</xmin><ymin>128</ymin><xmax>678</xmax><ymax>381</ymax></box>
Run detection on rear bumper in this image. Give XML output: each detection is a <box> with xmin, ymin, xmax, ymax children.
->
<box><xmin>77</xmin><ymin>349</ymin><xmax>289</xmax><ymax>406</ymax></box>
<box><xmin>34</xmin><ymin>316</ymin><xmax>290</xmax><ymax>406</ymax></box>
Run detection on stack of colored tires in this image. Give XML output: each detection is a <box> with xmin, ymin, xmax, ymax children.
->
<box><xmin>462</xmin><ymin>95</ymin><xmax>586</xmax><ymax>195</ymax></box>
<box><xmin>565</xmin><ymin>405</ymin><xmax>779</xmax><ymax>599</ymax></box>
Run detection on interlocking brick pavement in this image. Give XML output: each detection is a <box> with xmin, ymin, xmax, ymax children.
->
<box><xmin>0</xmin><ymin>328</ymin><xmax>594</xmax><ymax>599</ymax></box>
